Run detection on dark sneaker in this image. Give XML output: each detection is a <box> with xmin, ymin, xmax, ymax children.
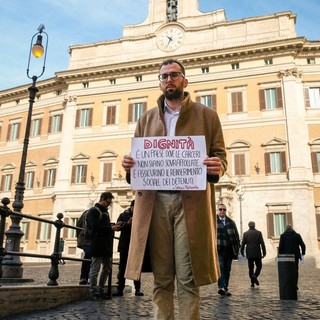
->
<box><xmin>90</xmin><ymin>293</ymin><xmax>100</xmax><ymax>301</ymax></box>
<box><xmin>112</xmin><ymin>291</ymin><xmax>124</xmax><ymax>297</ymax></box>
<box><xmin>251</xmin><ymin>275</ymin><xmax>259</xmax><ymax>286</ymax></box>
<box><xmin>218</xmin><ymin>288</ymin><xmax>226</xmax><ymax>295</ymax></box>
<box><xmin>135</xmin><ymin>290</ymin><xmax>144</xmax><ymax>296</ymax></box>
<box><xmin>79</xmin><ymin>279</ymin><xmax>88</xmax><ymax>285</ymax></box>
<box><xmin>101</xmin><ymin>293</ymin><xmax>111</xmax><ymax>300</ymax></box>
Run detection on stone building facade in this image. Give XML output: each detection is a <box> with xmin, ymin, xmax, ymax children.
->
<box><xmin>0</xmin><ymin>0</ymin><xmax>319</xmax><ymax>267</ymax></box>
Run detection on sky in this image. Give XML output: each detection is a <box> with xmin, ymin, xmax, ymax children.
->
<box><xmin>0</xmin><ymin>0</ymin><xmax>319</xmax><ymax>91</ymax></box>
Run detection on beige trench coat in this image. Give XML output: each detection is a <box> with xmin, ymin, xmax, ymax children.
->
<box><xmin>125</xmin><ymin>93</ymin><xmax>227</xmax><ymax>286</ymax></box>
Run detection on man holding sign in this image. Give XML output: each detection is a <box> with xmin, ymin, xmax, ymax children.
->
<box><xmin>122</xmin><ymin>59</ymin><xmax>227</xmax><ymax>320</ymax></box>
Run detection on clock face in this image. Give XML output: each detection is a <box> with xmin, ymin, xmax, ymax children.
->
<box><xmin>156</xmin><ymin>26</ymin><xmax>185</xmax><ymax>52</ymax></box>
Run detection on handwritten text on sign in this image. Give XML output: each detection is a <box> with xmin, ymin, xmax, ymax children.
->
<box><xmin>131</xmin><ymin>136</ymin><xmax>207</xmax><ymax>190</ymax></box>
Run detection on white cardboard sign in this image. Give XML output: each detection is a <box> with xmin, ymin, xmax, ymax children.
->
<box><xmin>130</xmin><ymin>136</ymin><xmax>207</xmax><ymax>190</ymax></box>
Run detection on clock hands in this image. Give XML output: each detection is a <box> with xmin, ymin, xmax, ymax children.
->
<box><xmin>165</xmin><ymin>35</ymin><xmax>173</xmax><ymax>49</ymax></box>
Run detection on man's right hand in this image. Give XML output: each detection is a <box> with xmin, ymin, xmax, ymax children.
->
<box><xmin>122</xmin><ymin>155</ymin><xmax>135</xmax><ymax>173</ymax></box>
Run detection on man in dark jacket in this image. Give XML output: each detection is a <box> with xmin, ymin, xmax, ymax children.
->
<box><xmin>278</xmin><ymin>225</ymin><xmax>306</xmax><ymax>289</ymax></box>
<box><xmin>241</xmin><ymin>221</ymin><xmax>266</xmax><ymax>287</ymax></box>
<box><xmin>216</xmin><ymin>203</ymin><xmax>240</xmax><ymax>296</ymax></box>
<box><xmin>87</xmin><ymin>192</ymin><xmax>122</xmax><ymax>300</ymax></box>
<box><xmin>113</xmin><ymin>200</ymin><xmax>144</xmax><ymax>297</ymax></box>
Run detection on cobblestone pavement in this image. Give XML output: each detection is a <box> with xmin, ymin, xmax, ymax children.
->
<box><xmin>3</xmin><ymin>258</ymin><xmax>320</xmax><ymax>319</ymax></box>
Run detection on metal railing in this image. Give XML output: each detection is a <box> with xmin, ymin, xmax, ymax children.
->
<box><xmin>0</xmin><ymin>197</ymin><xmax>117</xmax><ymax>298</ymax></box>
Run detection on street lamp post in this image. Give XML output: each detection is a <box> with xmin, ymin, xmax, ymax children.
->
<box><xmin>235</xmin><ymin>181</ymin><xmax>246</xmax><ymax>240</ymax></box>
<box><xmin>2</xmin><ymin>25</ymin><xmax>48</xmax><ymax>279</ymax></box>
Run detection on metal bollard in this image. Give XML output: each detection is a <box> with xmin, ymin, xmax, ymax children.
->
<box><xmin>277</xmin><ymin>254</ymin><xmax>297</xmax><ymax>300</ymax></box>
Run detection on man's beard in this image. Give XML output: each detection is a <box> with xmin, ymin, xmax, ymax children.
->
<box><xmin>164</xmin><ymin>87</ymin><xmax>183</xmax><ymax>100</ymax></box>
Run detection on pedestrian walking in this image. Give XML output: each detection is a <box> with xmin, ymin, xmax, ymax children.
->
<box><xmin>240</xmin><ymin>221</ymin><xmax>266</xmax><ymax>287</ymax></box>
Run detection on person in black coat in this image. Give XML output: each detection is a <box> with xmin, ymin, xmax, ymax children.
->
<box><xmin>278</xmin><ymin>225</ymin><xmax>306</xmax><ymax>289</ymax></box>
<box><xmin>87</xmin><ymin>192</ymin><xmax>122</xmax><ymax>300</ymax></box>
<box><xmin>113</xmin><ymin>200</ymin><xmax>144</xmax><ymax>297</ymax></box>
<box><xmin>241</xmin><ymin>221</ymin><xmax>266</xmax><ymax>287</ymax></box>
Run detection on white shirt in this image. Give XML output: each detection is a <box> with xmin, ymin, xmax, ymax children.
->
<box><xmin>164</xmin><ymin>101</ymin><xmax>181</xmax><ymax>136</ymax></box>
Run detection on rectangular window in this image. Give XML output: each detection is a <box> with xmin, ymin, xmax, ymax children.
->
<box><xmin>32</xmin><ymin>118</ymin><xmax>42</xmax><ymax>137</ymax></box>
<box><xmin>264</xmin><ymin>151</ymin><xmax>287</xmax><ymax>174</ymax></box>
<box><xmin>274</xmin><ymin>213</ymin><xmax>287</xmax><ymax>236</ymax></box>
<box><xmin>48</xmin><ymin>114</ymin><xmax>63</xmax><ymax>134</ymax></box>
<box><xmin>103</xmin><ymin>163</ymin><xmax>113</xmax><ymax>182</ymax></box>
<box><xmin>231</xmin><ymin>63</ymin><xmax>239</xmax><ymax>70</ymax></box>
<box><xmin>43</xmin><ymin>168</ymin><xmax>56</xmax><ymax>187</ymax></box>
<box><xmin>259</xmin><ymin>88</ymin><xmax>283</xmax><ymax>110</ymax></box>
<box><xmin>21</xmin><ymin>221</ymin><xmax>29</xmax><ymax>241</ymax></box>
<box><xmin>311</xmin><ymin>152</ymin><xmax>320</xmax><ymax>173</ymax></box>
<box><xmin>71</xmin><ymin>165</ymin><xmax>87</xmax><ymax>184</ymax></box>
<box><xmin>306</xmin><ymin>87</ymin><xmax>320</xmax><ymax>108</ymax></box>
<box><xmin>135</xmin><ymin>75</ymin><xmax>142</xmax><ymax>82</ymax></box>
<box><xmin>201</xmin><ymin>67</ymin><xmax>209</xmax><ymax>73</ymax></box>
<box><xmin>69</xmin><ymin>218</ymin><xmax>78</xmax><ymax>238</ymax></box>
<box><xmin>265</xmin><ymin>58</ymin><xmax>273</xmax><ymax>65</ymax></box>
<box><xmin>37</xmin><ymin>222</ymin><xmax>52</xmax><ymax>240</ymax></box>
<box><xmin>106</xmin><ymin>106</ymin><xmax>116</xmax><ymax>125</ymax></box>
<box><xmin>267</xmin><ymin>211</ymin><xmax>292</xmax><ymax>238</ymax></box>
<box><xmin>128</xmin><ymin>102</ymin><xmax>147</xmax><ymax>123</ymax></box>
<box><xmin>231</xmin><ymin>92</ymin><xmax>243</xmax><ymax>112</ymax></box>
<box><xmin>25</xmin><ymin>171</ymin><xmax>35</xmax><ymax>189</ymax></box>
<box><xmin>1</xmin><ymin>174</ymin><xmax>13</xmax><ymax>191</ymax></box>
<box><xmin>307</xmin><ymin>58</ymin><xmax>315</xmax><ymax>65</ymax></box>
<box><xmin>234</xmin><ymin>154</ymin><xmax>246</xmax><ymax>176</ymax></box>
<box><xmin>76</xmin><ymin>108</ymin><xmax>92</xmax><ymax>128</ymax></box>
<box><xmin>8</xmin><ymin>123</ymin><xmax>20</xmax><ymax>141</ymax></box>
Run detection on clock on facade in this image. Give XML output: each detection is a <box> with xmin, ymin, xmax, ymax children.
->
<box><xmin>156</xmin><ymin>25</ymin><xmax>185</xmax><ymax>52</ymax></box>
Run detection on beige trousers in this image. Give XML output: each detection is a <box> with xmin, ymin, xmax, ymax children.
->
<box><xmin>148</xmin><ymin>191</ymin><xmax>200</xmax><ymax>320</ymax></box>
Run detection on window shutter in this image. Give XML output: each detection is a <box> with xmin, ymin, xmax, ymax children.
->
<box><xmin>304</xmin><ymin>88</ymin><xmax>310</xmax><ymax>108</ymax></box>
<box><xmin>7</xmin><ymin>124</ymin><xmax>12</xmax><ymax>141</ymax></box>
<box><xmin>36</xmin><ymin>222</ymin><xmax>41</xmax><ymax>239</ymax></box>
<box><xmin>276</xmin><ymin>87</ymin><xmax>283</xmax><ymax>108</ymax></box>
<box><xmin>128</xmin><ymin>103</ymin><xmax>133</xmax><ymax>122</ymax></box>
<box><xmin>142</xmin><ymin>102</ymin><xmax>147</xmax><ymax>113</ymax></box>
<box><xmin>316</xmin><ymin>214</ymin><xmax>320</xmax><ymax>238</ymax></box>
<box><xmin>38</xmin><ymin>118</ymin><xmax>42</xmax><ymax>135</ymax></box>
<box><xmin>266</xmin><ymin>212</ymin><xmax>274</xmax><ymax>238</ymax></box>
<box><xmin>82</xmin><ymin>165</ymin><xmax>87</xmax><ymax>183</ymax></box>
<box><xmin>63</xmin><ymin>218</ymin><xmax>69</xmax><ymax>238</ymax></box>
<box><xmin>25</xmin><ymin>222</ymin><xmax>30</xmax><ymax>240</ymax></box>
<box><xmin>264</xmin><ymin>153</ymin><xmax>271</xmax><ymax>174</ymax></box>
<box><xmin>52</xmin><ymin>169</ymin><xmax>56</xmax><ymax>186</ymax></box>
<box><xmin>48</xmin><ymin>224</ymin><xmax>52</xmax><ymax>240</ymax></box>
<box><xmin>259</xmin><ymin>89</ymin><xmax>265</xmax><ymax>110</ymax></box>
<box><xmin>30</xmin><ymin>172</ymin><xmax>34</xmax><ymax>188</ymax></box>
<box><xmin>103</xmin><ymin>163</ymin><xmax>112</xmax><ymax>182</ymax></box>
<box><xmin>107</xmin><ymin>106</ymin><xmax>116</xmax><ymax>125</ymax></box>
<box><xmin>75</xmin><ymin>110</ymin><xmax>80</xmax><ymax>128</ymax></box>
<box><xmin>17</xmin><ymin>123</ymin><xmax>21</xmax><ymax>139</ymax></box>
<box><xmin>234</xmin><ymin>154</ymin><xmax>246</xmax><ymax>175</ymax></box>
<box><xmin>71</xmin><ymin>166</ymin><xmax>76</xmax><ymax>183</ymax></box>
<box><xmin>286</xmin><ymin>211</ymin><xmax>293</xmax><ymax>226</ymax></box>
<box><xmin>88</xmin><ymin>109</ymin><xmax>93</xmax><ymax>126</ymax></box>
<box><xmin>280</xmin><ymin>152</ymin><xmax>287</xmax><ymax>173</ymax></box>
<box><xmin>48</xmin><ymin>116</ymin><xmax>52</xmax><ymax>134</ymax></box>
<box><xmin>212</xmin><ymin>94</ymin><xmax>217</xmax><ymax>111</ymax></box>
<box><xmin>43</xmin><ymin>170</ymin><xmax>48</xmax><ymax>187</ymax></box>
<box><xmin>231</xmin><ymin>92</ymin><xmax>237</xmax><ymax>112</ymax></box>
<box><xmin>0</xmin><ymin>176</ymin><xmax>4</xmax><ymax>191</ymax></box>
<box><xmin>59</xmin><ymin>114</ymin><xmax>63</xmax><ymax>132</ymax></box>
<box><xmin>311</xmin><ymin>152</ymin><xmax>319</xmax><ymax>173</ymax></box>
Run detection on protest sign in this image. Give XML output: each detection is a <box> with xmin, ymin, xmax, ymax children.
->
<box><xmin>130</xmin><ymin>135</ymin><xmax>207</xmax><ymax>190</ymax></box>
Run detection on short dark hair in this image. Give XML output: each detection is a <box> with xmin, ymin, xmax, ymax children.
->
<box><xmin>100</xmin><ymin>192</ymin><xmax>114</xmax><ymax>201</ymax></box>
<box><xmin>159</xmin><ymin>59</ymin><xmax>185</xmax><ymax>76</ymax></box>
<box><xmin>130</xmin><ymin>200</ymin><xmax>135</xmax><ymax>207</ymax></box>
